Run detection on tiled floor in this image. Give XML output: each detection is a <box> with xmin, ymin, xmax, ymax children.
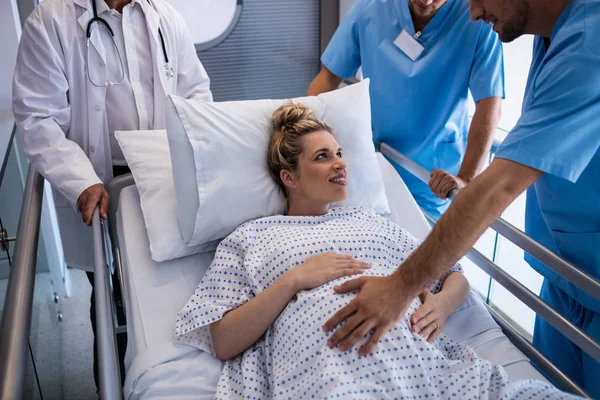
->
<box><xmin>0</xmin><ymin>268</ymin><xmax>97</xmax><ymax>399</ymax></box>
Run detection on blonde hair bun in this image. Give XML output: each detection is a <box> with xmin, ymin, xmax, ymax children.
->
<box><xmin>271</xmin><ymin>102</ymin><xmax>322</xmax><ymax>134</ymax></box>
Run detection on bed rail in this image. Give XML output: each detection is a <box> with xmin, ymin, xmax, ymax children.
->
<box><xmin>92</xmin><ymin>209</ymin><xmax>123</xmax><ymax>399</ymax></box>
<box><xmin>0</xmin><ymin>166</ymin><xmax>44</xmax><ymax>400</ymax></box>
<box><xmin>380</xmin><ymin>142</ymin><xmax>600</xmax><ymax>304</ymax></box>
<box><xmin>379</xmin><ymin>142</ymin><xmax>599</xmax><ymax>396</ymax></box>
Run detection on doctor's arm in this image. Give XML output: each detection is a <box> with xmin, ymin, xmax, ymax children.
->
<box><xmin>12</xmin><ymin>13</ymin><xmax>105</xmax><ymax>224</ymax></box>
<box><xmin>323</xmin><ymin>158</ymin><xmax>542</xmax><ymax>355</ymax></box>
<box><xmin>429</xmin><ymin>96</ymin><xmax>502</xmax><ymax>198</ymax></box>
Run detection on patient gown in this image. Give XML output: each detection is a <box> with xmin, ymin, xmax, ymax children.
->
<box><xmin>174</xmin><ymin>207</ymin><xmax>578</xmax><ymax>399</ymax></box>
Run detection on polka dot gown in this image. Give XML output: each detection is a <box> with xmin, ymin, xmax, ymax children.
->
<box><xmin>174</xmin><ymin>207</ymin><xmax>580</xmax><ymax>400</ymax></box>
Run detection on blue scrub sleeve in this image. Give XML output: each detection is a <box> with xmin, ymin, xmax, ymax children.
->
<box><xmin>468</xmin><ymin>24</ymin><xmax>505</xmax><ymax>102</ymax></box>
<box><xmin>320</xmin><ymin>0</ymin><xmax>362</xmax><ymax>79</ymax></box>
<box><xmin>495</xmin><ymin>52</ymin><xmax>600</xmax><ymax>183</ymax></box>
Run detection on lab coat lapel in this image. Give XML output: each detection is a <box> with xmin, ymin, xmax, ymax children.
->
<box><xmin>145</xmin><ymin>5</ymin><xmax>170</xmax><ymax>127</ymax></box>
<box><xmin>76</xmin><ymin>2</ymin><xmax>108</xmax><ymax>68</ymax></box>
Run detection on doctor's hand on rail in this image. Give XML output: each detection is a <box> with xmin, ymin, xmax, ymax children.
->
<box><xmin>77</xmin><ymin>183</ymin><xmax>109</xmax><ymax>226</ymax></box>
<box><xmin>323</xmin><ymin>275</ymin><xmax>413</xmax><ymax>356</ymax></box>
<box><xmin>428</xmin><ymin>169</ymin><xmax>467</xmax><ymax>199</ymax></box>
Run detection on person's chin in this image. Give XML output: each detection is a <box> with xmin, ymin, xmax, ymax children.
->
<box><xmin>331</xmin><ymin>190</ymin><xmax>348</xmax><ymax>204</ymax></box>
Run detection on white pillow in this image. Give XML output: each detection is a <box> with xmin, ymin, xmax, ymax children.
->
<box><xmin>115</xmin><ymin>130</ymin><xmax>219</xmax><ymax>262</ymax></box>
<box><xmin>167</xmin><ymin>79</ymin><xmax>390</xmax><ymax>247</ymax></box>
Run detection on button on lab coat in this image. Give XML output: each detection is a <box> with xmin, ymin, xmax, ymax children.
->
<box><xmin>12</xmin><ymin>0</ymin><xmax>212</xmax><ymax>270</ymax></box>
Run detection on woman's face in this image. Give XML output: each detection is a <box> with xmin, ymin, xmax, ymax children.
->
<box><xmin>282</xmin><ymin>131</ymin><xmax>347</xmax><ymax>209</ymax></box>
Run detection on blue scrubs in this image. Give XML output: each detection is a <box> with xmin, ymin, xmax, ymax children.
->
<box><xmin>494</xmin><ymin>0</ymin><xmax>600</xmax><ymax>395</ymax></box>
<box><xmin>321</xmin><ymin>0</ymin><xmax>504</xmax><ymax>217</ymax></box>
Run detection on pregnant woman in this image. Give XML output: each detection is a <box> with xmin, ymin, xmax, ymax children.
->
<box><xmin>174</xmin><ymin>103</ymin><xmax>578</xmax><ymax>400</ymax></box>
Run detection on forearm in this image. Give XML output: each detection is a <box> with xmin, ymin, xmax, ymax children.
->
<box><xmin>393</xmin><ymin>159</ymin><xmax>542</xmax><ymax>300</ymax></box>
<box><xmin>307</xmin><ymin>68</ymin><xmax>343</xmax><ymax>96</ymax></box>
<box><xmin>457</xmin><ymin>97</ymin><xmax>501</xmax><ymax>182</ymax></box>
<box><xmin>437</xmin><ymin>272</ymin><xmax>469</xmax><ymax>316</ymax></box>
<box><xmin>210</xmin><ymin>274</ymin><xmax>297</xmax><ymax>360</ymax></box>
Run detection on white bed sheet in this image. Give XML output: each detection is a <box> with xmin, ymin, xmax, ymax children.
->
<box><xmin>118</xmin><ymin>154</ymin><xmax>546</xmax><ymax>398</ymax></box>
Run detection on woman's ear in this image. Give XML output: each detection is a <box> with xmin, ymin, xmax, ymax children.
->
<box><xmin>280</xmin><ymin>169</ymin><xmax>297</xmax><ymax>190</ymax></box>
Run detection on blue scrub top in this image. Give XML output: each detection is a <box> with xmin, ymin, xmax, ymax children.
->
<box><xmin>495</xmin><ymin>0</ymin><xmax>600</xmax><ymax>312</ymax></box>
<box><xmin>321</xmin><ymin>0</ymin><xmax>505</xmax><ymax>217</ymax></box>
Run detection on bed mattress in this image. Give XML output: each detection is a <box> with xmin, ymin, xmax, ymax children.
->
<box><xmin>117</xmin><ymin>154</ymin><xmax>547</xmax><ymax>398</ymax></box>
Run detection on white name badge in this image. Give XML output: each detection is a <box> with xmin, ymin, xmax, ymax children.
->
<box><xmin>394</xmin><ymin>29</ymin><xmax>425</xmax><ymax>61</ymax></box>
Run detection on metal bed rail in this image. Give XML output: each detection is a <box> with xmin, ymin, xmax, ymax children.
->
<box><xmin>92</xmin><ymin>209</ymin><xmax>123</xmax><ymax>399</ymax></box>
<box><xmin>380</xmin><ymin>142</ymin><xmax>600</xmax><ymax>304</ymax></box>
<box><xmin>0</xmin><ymin>164</ymin><xmax>122</xmax><ymax>399</ymax></box>
<box><xmin>379</xmin><ymin>142</ymin><xmax>599</xmax><ymax>396</ymax></box>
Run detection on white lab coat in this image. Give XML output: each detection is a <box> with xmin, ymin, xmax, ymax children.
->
<box><xmin>12</xmin><ymin>0</ymin><xmax>212</xmax><ymax>270</ymax></box>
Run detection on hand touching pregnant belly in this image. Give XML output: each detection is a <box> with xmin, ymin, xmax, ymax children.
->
<box><xmin>209</xmin><ymin>252</ymin><xmax>370</xmax><ymax>360</ymax></box>
<box><xmin>286</xmin><ymin>252</ymin><xmax>371</xmax><ymax>291</ymax></box>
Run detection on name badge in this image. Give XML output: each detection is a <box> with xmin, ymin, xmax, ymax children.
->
<box><xmin>394</xmin><ymin>29</ymin><xmax>424</xmax><ymax>61</ymax></box>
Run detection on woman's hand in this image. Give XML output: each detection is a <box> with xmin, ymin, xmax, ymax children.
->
<box><xmin>286</xmin><ymin>252</ymin><xmax>371</xmax><ymax>291</ymax></box>
<box><xmin>410</xmin><ymin>289</ymin><xmax>450</xmax><ymax>343</ymax></box>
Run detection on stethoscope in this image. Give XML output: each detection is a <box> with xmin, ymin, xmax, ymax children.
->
<box><xmin>85</xmin><ymin>0</ymin><xmax>174</xmax><ymax>87</ymax></box>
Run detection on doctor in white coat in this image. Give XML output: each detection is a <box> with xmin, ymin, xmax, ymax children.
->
<box><xmin>13</xmin><ymin>0</ymin><xmax>212</xmax><ymax>269</ymax></box>
<box><xmin>12</xmin><ymin>0</ymin><xmax>212</xmax><ymax>389</ymax></box>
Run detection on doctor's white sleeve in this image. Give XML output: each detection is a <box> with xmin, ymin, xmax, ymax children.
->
<box><xmin>12</xmin><ymin>11</ymin><xmax>102</xmax><ymax>207</ymax></box>
<box><xmin>173</xmin><ymin>11</ymin><xmax>213</xmax><ymax>102</ymax></box>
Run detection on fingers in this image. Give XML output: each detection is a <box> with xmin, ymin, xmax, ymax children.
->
<box><xmin>429</xmin><ymin>170</ymin><xmax>456</xmax><ymax>199</ymax></box>
<box><xmin>326</xmin><ymin>313</ymin><xmax>364</xmax><ymax>350</ymax></box>
<box><xmin>359</xmin><ymin>325</ymin><xmax>388</xmax><ymax>356</ymax></box>
<box><xmin>439</xmin><ymin>179</ymin><xmax>458</xmax><ymax>199</ymax></box>
<box><xmin>428</xmin><ymin>171</ymin><xmax>443</xmax><ymax>198</ymax></box>
<box><xmin>323</xmin><ymin>299</ymin><xmax>358</xmax><ymax>333</ymax></box>
<box><xmin>77</xmin><ymin>184</ymin><xmax>107</xmax><ymax>226</ymax></box>
<box><xmin>418</xmin><ymin>321</ymin><xmax>437</xmax><ymax>340</ymax></box>
<box><xmin>82</xmin><ymin>197</ymin><xmax>98</xmax><ymax>226</ymax></box>
<box><xmin>333</xmin><ymin>276</ymin><xmax>367</xmax><ymax>294</ymax></box>
<box><xmin>410</xmin><ymin>303</ymin><xmax>432</xmax><ymax>327</ymax></box>
<box><xmin>427</xmin><ymin>326</ymin><xmax>442</xmax><ymax>343</ymax></box>
<box><xmin>411</xmin><ymin>309</ymin><xmax>436</xmax><ymax>333</ymax></box>
<box><xmin>337</xmin><ymin>319</ymin><xmax>375</xmax><ymax>353</ymax></box>
<box><xmin>100</xmin><ymin>189</ymin><xmax>109</xmax><ymax>220</ymax></box>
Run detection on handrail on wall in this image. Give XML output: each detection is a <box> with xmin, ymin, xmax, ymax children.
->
<box><xmin>0</xmin><ymin>166</ymin><xmax>44</xmax><ymax>400</ymax></box>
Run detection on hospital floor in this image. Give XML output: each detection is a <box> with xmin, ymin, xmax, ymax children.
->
<box><xmin>0</xmin><ymin>268</ymin><xmax>98</xmax><ymax>399</ymax></box>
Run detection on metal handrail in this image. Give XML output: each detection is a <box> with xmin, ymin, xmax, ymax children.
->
<box><xmin>486</xmin><ymin>306</ymin><xmax>589</xmax><ymax>397</ymax></box>
<box><xmin>0</xmin><ymin>166</ymin><xmax>44</xmax><ymax>400</ymax></box>
<box><xmin>0</xmin><ymin>123</ymin><xmax>16</xmax><ymax>188</ymax></box>
<box><xmin>92</xmin><ymin>209</ymin><xmax>123</xmax><ymax>399</ymax></box>
<box><xmin>380</xmin><ymin>141</ymin><xmax>600</xmax><ymax>367</ymax></box>
<box><xmin>419</xmin><ymin>210</ymin><xmax>600</xmax><ymax>366</ymax></box>
<box><xmin>380</xmin><ymin>143</ymin><xmax>600</xmax><ymax>303</ymax></box>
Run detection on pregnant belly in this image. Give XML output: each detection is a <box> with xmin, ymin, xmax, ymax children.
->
<box><xmin>268</xmin><ymin>270</ymin><xmax>423</xmax><ymax>366</ymax></box>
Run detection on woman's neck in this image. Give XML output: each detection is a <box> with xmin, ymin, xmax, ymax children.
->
<box><xmin>286</xmin><ymin>197</ymin><xmax>330</xmax><ymax>217</ymax></box>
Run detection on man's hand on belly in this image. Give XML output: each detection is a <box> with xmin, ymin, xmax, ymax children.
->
<box><xmin>322</xmin><ymin>275</ymin><xmax>412</xmax><ymax>356</ymax></box>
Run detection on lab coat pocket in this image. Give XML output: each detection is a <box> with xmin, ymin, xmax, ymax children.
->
<box><xmin>433</xmin><ymin>140</ymin><xmax>464</xmax><ymax>175</ymax></box>
<box><xmin>551</xmin><ymin>230</ymin><xmax>600</xmax><ymax>278</ymax></box>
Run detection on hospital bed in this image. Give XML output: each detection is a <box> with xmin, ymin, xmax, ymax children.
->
<box><xmin>2</xmin><ymin>141</ymin><xmax>600</xmax><ymax>399</ymax></box>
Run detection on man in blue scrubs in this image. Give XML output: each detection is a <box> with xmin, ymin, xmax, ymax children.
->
<box><xmin>308</xmin><ymin>0</ymin><xmax>504</xmax><ymax>217</ymax></box>
<box><xmin>322</xmin><ymin>0</ymin><xmax>600</xmax><ymax>395</ymax></box>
